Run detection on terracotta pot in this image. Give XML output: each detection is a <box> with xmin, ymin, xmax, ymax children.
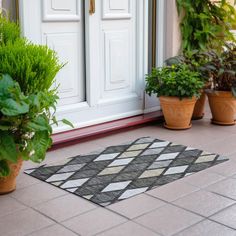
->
<box><xmin>192</xmin><ymin>82</ymin><xmax>211</xmax><ymax>120</ymax></box>
<box><xmin>206</xmin><ymin>90</ymin><xmax>236</xmax><ymax>125</ymax></box>
<box><xmin>0</xmin><ymin>159</ymin><xmax>23</xmax><ymax>194</ymax></box>
<box><xmin>192</xmin><ymin>92</ymin><xmax>207</xmax><ymax>120</ymax></box>
<box><xmin>159</xmin><ymin>96</ymin><xmax>197</xmax><ymax>130</ymax></box>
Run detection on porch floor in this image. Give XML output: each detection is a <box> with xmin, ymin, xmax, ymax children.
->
<box><xmin>1</xmin><ymin>107</ymin><xmax>236</xmax><ymax>236</ymax></box>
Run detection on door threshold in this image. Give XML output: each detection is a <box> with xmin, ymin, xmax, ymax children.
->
<box><xmin>51</xmin><ymin>111</ymin><xmax>163</xmax><ymax>150</ymax></box>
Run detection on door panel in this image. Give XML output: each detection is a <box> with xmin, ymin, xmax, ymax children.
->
<box><xmin>42</xmin><ymin>0</ymin><xmax>81</xmax><ymax>21</ymax></box>
<box><xmin>98</xmin><ymin>0</ymin><xmax>138</xmax><ymax>104</ymax></box>
<box><xmin>42</xmin><ymin>0</ymin><xmax>85</xmax><ymax>107</ymax></box>
<box><xmin>19</xmin><ymin>0</ymin><xmax>148</xmax><ymax>132</ymax></box>
<box><xmin>102</xmin><ymin>0</ymin><xmax>131</xmax><ymax>19</ymax></box>
<box><xmin>45</xmin><ymin>32</ymin><xmax>85</xmax><ymax>106</ymax></box>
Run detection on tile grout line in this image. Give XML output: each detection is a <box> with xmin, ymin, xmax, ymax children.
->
<box><xmin>147</xmin><ymin>190</ymin><xmax>236</xmax><ymax>219</ymax></box>
<box><xmin>10</xmin><ymin>187</ymin><xmax>68</xmax><ymax>208</ymax></box>
<box><xmin>23</xmin><ymin>222</ymin><xmax>81</xmax><ymax>236</ymax></box>
<box><xmin>7</xmin><ymin>193</ymin><xmax>95</xmax><ymax>235</ymax></box>
<box><xmin>26</xmin><ymin>206</ymin><xmax>83</xmax><ymax>236</ymax></box>
<box><xmin>92</xmin><ymin>219</ymin><xmax>165</xmax><ymax>236</ymax></box>
<box><xmin>207</xmin><ymin>218</ymin><xmax>236</xmax><ymax>231</ymax></box>
<box><xmin>170</xmin><ymin>219</ymin><xmax>207</xmax><ymax>236</ymax></box>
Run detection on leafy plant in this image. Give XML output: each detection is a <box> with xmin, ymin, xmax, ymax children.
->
<box><xmin>165</xmin><ymin>50</ymin><xmax>210</xmax><ymax>83</ymax></box>
<box><xmin>146</xmin><ymin>64</ymin><xmax>204</xmax><ymax>99</ymax></box>
<box><xmin>0</xmin><ymin>17</ymin><xmax>73</xmax><ymax>177</ymax></box>
<box><xmin>201</xmin><ymin>43</ymin><xmax>236</xmax><ymax>96</ymax></box>
<box><xmin>0</xmin><ymin>74</ymin><xmax>57</xmax><ymax>177</ymax></box>
<box><xmin>0</xmin><ymin>14</ymin><xmax>21</xmax><ymax>45</ymax></box>
<box><xmin>0</xmin><ymin>40</ymin><xmax>63</xmax><ymax>95</ymax></box>
<box><xmin>176</xmin><ymin>0</ymin><xmax>236</xmax><ymax>52</ymax></box>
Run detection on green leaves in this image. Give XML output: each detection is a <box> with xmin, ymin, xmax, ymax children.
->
<box><xmin>0</xmin><ymin>74</ymin><xmax>29</xmax><ymax>116</ymax></box>
<box><xmin>0</xmin><ymin>160</ymin><xmax>10</xmax><ymax>177</ymax></box>
<box><xmin>0</xmin><ymin>131</ymin><xmax>17</xmax><ymax>163</ymax></box>
<box><xmin>26</xmin><ymin>131</ymin><xmax>52</xmax><ymax>163</ymax></box>
<box><xmin>61</xmin><ymin>119</ymin><xmax>74</xmax><ymax>128</ymax></box>
<box><xmin>0</xmin><ymin>14</ymin><xmax>21</xmax><ymax>46</ymax></box>
<box><xmin>26</xmin><ymin>115</ymin><xmax>52</xmax><ymax>132</ymax></box>
<box><xmin>0</xmin><ymin>40</ymin><xmax>63</xmax><ymax>95</ymax></box>
<box><xmin>177</xmin><ymin>0</ymin><xmax>236</xmax><ymax>53</ymax></box>
<box><xmin>1</xmin><ymin>99</ymin><xmax>29</xmax><ymax>116</ymax></box>
<box><xmin>0</xmin><ymin>12</ymin><xmax>71</xmax><ymax>177</ymax></box>
<box><xmin>146</xmin><ymin>64</ymin><xmax>204</xmax><ymax>99</ymax></box>
<box><xmin>201</xmin><ymin>43</ymin><xmax>236</xmax><ymax>95</ymax></box>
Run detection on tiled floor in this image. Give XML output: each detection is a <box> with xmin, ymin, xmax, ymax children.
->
<box><xmin>1</xmin><ymin>108</ymin><xmax>236</xmax><ymax>236</ymax></box>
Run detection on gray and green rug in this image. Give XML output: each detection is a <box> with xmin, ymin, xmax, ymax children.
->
<box><xmin>25</xmin><ymin>137</ymin><xmax>228</xmax><ymax>206</ymax></box>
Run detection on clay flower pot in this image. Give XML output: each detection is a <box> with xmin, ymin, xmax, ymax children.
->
<box><xmin>0</xmin><ymin>159</ymin><xmax>23</xmax><ymax>194</ymax></box>
<box><xmin>159</xmin><ymin>96</ymin><xmax>197</xmax><ymax>130</ymax></box>
<box><xmin>206</xmin><ymin>90</ymin><xmax>236</xmax><ymax>125</ymax></box>
<box><xmin>192</xmin><ymin>83</ymin><xmax>211</xmax><ymax>120</ymax></box>
<box><xmin>192</xmin><ymin>92</ymin><xmax>206</xmax><ymax>120</ymax></box>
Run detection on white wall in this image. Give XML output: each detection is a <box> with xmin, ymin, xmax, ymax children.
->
<box><xmin>164</xmin><ymin>0</ymin><xmax>181</xmax><ymax>60</ymax></box>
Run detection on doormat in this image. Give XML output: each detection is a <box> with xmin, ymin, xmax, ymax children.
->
<box><xmin>25</xmin><ymin>137</ymin><xmax>228</xmax><ymax>207</ymax></box>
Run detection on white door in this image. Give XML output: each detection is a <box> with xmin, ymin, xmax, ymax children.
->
<box><xmin>19</xmin><ymin>0</ymin><xmax>148</xmax><ymax>132</ymax></box>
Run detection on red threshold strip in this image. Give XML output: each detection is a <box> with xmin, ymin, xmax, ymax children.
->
<box><xmin>51</xmin><ymin>111</ymin><xmax>163</xmax><ymax>150</ymax></box>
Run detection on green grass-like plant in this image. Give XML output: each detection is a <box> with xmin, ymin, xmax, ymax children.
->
<box><xmin>0</xmin><ymin>14</ymin><xmax>21</xmax><ymax>45</ymax></box>
<box><xmin>0</xmin><ymin>40</ymin><xmax>63</xmax><ymax>94</ymax></box>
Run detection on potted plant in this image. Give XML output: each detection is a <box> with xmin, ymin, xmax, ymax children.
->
<box><xmin>166</xmin><ymin>51</ymin><xmax>211</xmax><ymax>120</ymax></box>
<box><xmin>175</xmin><ymin>0</ymin><xmax>236</xmax><ymax>120</ymax></box>
<box><xmin>146</xmin><ymin>64</ymin><xmax>204</xmax><ymax>130</ymax></box>
<box><xmin>0</xmin><ymin>17</ymin><xmax>72</xmax><ymax>194</ymax></box>
<box><xmin>203</xmin><ymin>43</ymin><xmax>236</xmax><ymax>125</ymax></box>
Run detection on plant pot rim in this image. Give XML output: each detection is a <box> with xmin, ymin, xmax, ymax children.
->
<box><xmin>159</xmin><ymin>96</ymin><xmax>197</xmax><ymax>101</ymax></box>
<box><xmin>205</xmin><ymin>89</ymin><xmax>235</xmax><ymax>98</ymax></box>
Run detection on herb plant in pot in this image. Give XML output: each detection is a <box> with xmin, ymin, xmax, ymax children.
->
<box><xmin>146</xmin><ymin>64</ymin><xmax>204</xmax><ymax>130</ymax></box>
<box><xmin>0</xmin><ymin>17</ymin><xmax>71</xmax><ymax>194</ymax></box>
<box><xmin>203</xmin><ymin>43</ymin><xmax>236</xmax><ymax>125</ymax></box>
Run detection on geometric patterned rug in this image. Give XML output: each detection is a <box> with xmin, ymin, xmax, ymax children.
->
<box><xmin>24</xmin><ymin>137</ymin><xmax>228</xmax><ymax>207</ymax></box>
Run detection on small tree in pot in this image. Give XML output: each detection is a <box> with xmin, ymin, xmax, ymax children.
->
<box><xmin>203</xmin><ymin>43</ymin><xmax>236</xmax><ymax>125</ymax></box>
<box><xmin>146</xmin><ymin>64</ymin><xmax>204</xmax><ymax>130</ymax></box>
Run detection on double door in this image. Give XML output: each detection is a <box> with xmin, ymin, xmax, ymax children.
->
<box><xmin>19</xmin><ymin>0</ymin><xmax>149</xmax><ymax>132</ymax></box>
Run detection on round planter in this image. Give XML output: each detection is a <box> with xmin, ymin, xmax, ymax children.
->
<box><xmin>159</xmin><ymin>96</ymin><xmax>197</xmax><ymax>130</ymax></box>
<box><xmin>192</xmin><ymin>91</ymin><xmax>206</xmax><ymax>120</ymax></box>
<box><xmin>206</xmin><ymin>90</ymin><xmax>236</xmax><ymax>125</ymax></box>
<box><xmin>0</xmin><ymin>159</ymin><xmax>23</xmax><ymax>195</ymax></box>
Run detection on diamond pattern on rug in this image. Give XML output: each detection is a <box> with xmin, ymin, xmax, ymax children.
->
<box><xmin>25</xmin><ymin>137</ymin><xmax>228</xmax><ymax>206</ymax></box>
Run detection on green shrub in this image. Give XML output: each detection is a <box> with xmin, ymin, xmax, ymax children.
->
<box><xmin>0</xmin><ymin>14</ymin><xmax>21</xmax><ymax>45</ymax></box>
<box><xmin>0</xmin><ymin>17</ymin><xmax>72</xmax><ymax>177</ymax></box>
<box><xmin>146</xmin><ymin>64</ymin><xmax>204</xmax><ymax>99</ymax></box>
<box><xmin>0</xmin><ymin>74</ymin><xmax>58</xmax><ymax>177</ymax></box>
<box><xmin>0</xmin><ymin>40</ymin><xmax>63</xmax><ymax>94</ymax></box>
